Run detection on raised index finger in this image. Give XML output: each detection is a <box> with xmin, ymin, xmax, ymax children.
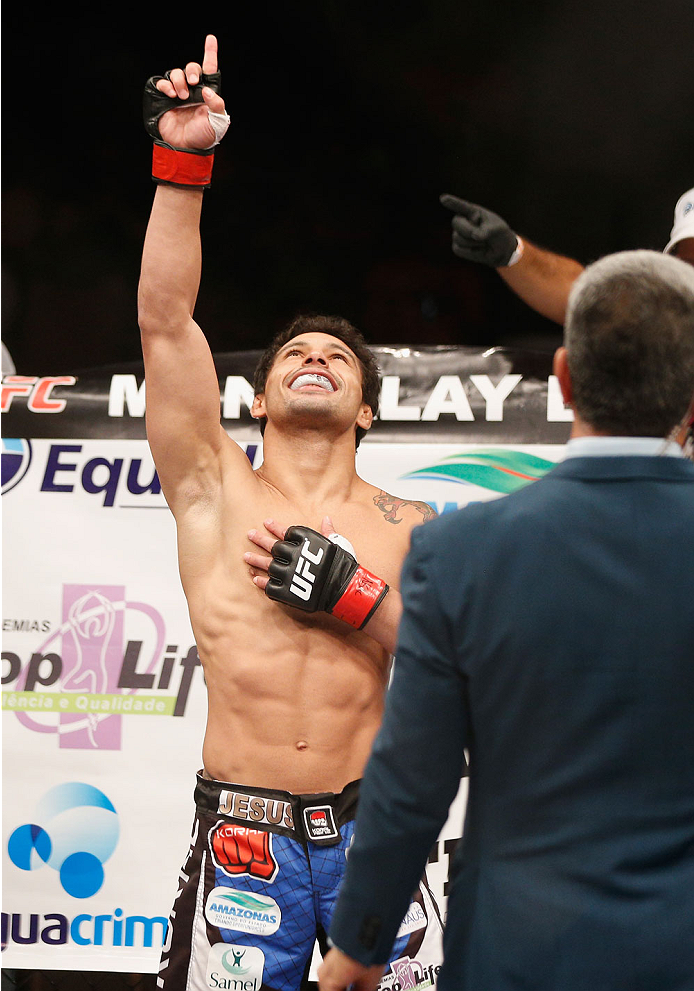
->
<box><xmin>202</xmin><ymin>34</ymin><xmax>218</xmax><ymax>75</ymax></box>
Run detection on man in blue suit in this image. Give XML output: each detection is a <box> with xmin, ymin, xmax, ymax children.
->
<box><xmin>318</xmin><ymin>249</ymin><xmax>694</xmax><ymax>991</ymax></box>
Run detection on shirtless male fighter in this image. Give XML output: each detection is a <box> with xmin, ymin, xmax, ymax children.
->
<box><xmin>138</xmin><ymin>33</ymin><xmax>442</xmax><ymax>991</ymax></box>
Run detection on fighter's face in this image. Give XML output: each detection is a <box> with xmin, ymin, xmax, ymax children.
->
<box><xmin>251</xmin><ymin>332</ymin><xmax>372</xmax><ymax>435</ymax></box>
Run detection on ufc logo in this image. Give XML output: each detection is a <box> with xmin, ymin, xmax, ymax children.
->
<box><xmin>289</xmin><ymin>539</ymin><xmax>324</xmax><ymax>601</ymax></box>
<box><xmin>1</xmin><ymin>375</ymin><xmax>76</xmax><ymax>413</ymax></box>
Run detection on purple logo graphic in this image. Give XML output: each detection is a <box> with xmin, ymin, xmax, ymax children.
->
<box><xmin>11</xmin><ymin>583</ymin><xmax>166</xmax><ymax>751</ymax></box>
<box><xmin>390</xmin><ymin>957</ymin><xmax>425</xmax><ymax>990</ymax></box>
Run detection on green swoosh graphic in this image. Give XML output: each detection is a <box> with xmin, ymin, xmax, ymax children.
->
<box><xmin>218</xmin><ymin>890</ymin><xmax>273</xmax><ymax>911</ymax></box>
<box><xmin>403</xmin><ymin>449</ymin><xmax>555</xmax><ymax>494</ymax></box>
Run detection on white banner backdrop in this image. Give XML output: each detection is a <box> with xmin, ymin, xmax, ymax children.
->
<box><xmin>2</xmin><ymin>350</ymin><xmax>569</xmax><ymax>972</ymax></box>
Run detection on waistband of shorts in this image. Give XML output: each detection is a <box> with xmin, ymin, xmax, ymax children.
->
<box><xmin>194</xmin><ymin>771</ymin><xmax>360</xmax><ymax>843</ymax></box>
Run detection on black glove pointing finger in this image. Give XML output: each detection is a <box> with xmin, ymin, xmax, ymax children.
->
<box><xmin>440</xmin><ymin>194</ymin><xmax>520</xmax><ymax>268</ymax></box>
<box><xmin>142</xmin><ymin>34</ymin><xmax>229</xmax><ymax>189</ymax></box>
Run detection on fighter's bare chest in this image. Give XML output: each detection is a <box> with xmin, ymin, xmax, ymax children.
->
<box><xmin>224</xmin><ymin>492</ymin><xmax>411</xmax><ymax>588</ymax></box>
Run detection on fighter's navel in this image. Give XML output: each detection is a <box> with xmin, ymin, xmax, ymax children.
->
<box><xmin>295</xmin><ymin>740</ymin><xmax>309</xmax><ymax>751</ymax></box>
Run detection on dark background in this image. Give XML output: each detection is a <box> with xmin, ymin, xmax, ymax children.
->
<box><xmin>2</xmin><ymin>1</ymin><xmax>693</xmax><ymax>375</ymax></box>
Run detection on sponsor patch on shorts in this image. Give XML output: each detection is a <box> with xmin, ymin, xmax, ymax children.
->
<box><xmin>217</xmin><ymin>790</ymin><xmax>294</xmax><ymax>830</ymax></box>
<box><xmin>303</xmin><ymin>804</ymin><xmax>339</xmax><ymax>842</ymax></box>
<box><xmin>209</xmin><ymin>823</ymin><xmax>279</xmax><ymax>883</ymax></box>
<box><xmin>205</xmin><ymin>886</ymin><xmax>281</xmax><ymax>935</ymax></box>
<box><xmin>206</xmin><ymin>943</ymin><xmax>264</xmax><ymax>990</ymax></box>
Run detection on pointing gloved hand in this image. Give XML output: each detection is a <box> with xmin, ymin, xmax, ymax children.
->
<box><xmin>143</xmin><ymin>34</ymin><xmax>230</xmax><ymax>189</ymax></box>
<box><xmin>440</xmin><ymin>194</ymin><xmax>522</xmax><ymax>268</ymax></box>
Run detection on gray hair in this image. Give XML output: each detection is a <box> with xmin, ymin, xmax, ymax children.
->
<box><xmin>564</xmin><ymin>250</ymin><xmax>694</xmax><ymax>437</ymax></box>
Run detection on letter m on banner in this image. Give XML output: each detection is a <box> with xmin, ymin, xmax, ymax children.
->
<box><xmin>109</xmin><ymin>376</ymin><xmax>146</xmax><ymax>417</ymax></box>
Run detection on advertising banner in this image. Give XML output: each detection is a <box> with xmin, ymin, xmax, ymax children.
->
<box><xmin>2</xmin><ymin>346</ymin><xmax>571</xmax><ymax>973</ymax></box>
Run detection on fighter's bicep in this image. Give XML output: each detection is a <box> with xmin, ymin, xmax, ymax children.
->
<box><xmin>142</xmin><ymin>319</ymin><xmax>231</xmax><ymax>500</ymax></box>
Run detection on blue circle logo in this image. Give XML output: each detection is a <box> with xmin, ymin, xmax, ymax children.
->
<box><xmin>7</xmin><ymin>782</ymin><xmax>119</xmax><ymax>898</ymax></box>
<box><xmin>2</xmin><ymin>437</ymin><xmax>33</xmax><ymax>494</ymax></box>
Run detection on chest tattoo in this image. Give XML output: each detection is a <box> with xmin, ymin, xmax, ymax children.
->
<box><xmin>373</xmin><ymin>490</ymin><xmax>437</xmax><ymax>525</ymax></box>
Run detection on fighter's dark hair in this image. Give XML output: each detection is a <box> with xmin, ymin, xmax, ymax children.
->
<box><xmin>252</xmin><ymin>314</ymin><xmax>381</xmax><ymax>449</ymax></box>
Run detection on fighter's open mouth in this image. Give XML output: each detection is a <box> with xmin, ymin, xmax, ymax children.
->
<box><xmin>289</xmin><ymin>374</ymin><xmax>336</xmax><ymax>392</ymax></box>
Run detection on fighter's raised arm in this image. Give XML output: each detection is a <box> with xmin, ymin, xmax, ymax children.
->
<box><xmin>138</xmin><ymin>35</ymin><xmax>244</xmax><ymax>512</ymax></box>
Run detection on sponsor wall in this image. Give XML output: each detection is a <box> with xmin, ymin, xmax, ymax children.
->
<box><xmin>2</xmin><ymin>346</ymin><xmax>571</xmax><ymax>975</ymax></box>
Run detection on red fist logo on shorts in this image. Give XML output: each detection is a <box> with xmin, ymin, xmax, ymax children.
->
<box><xmin>210</xmin><ymin>824</ymin><xmax>278</xmax><ymax>881</ymax></box>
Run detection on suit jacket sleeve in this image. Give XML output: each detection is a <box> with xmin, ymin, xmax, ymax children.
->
<box><xmin>328</xmin><ymin>522</ymin><xmax>469</xmax><ymax>964</ymax></box>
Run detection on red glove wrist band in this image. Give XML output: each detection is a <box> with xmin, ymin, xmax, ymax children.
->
<box><xmin>331</xmin><ymin>567</ymin><xmax>389</xmax><ymax>630</ymax></box>
<box><xmin>152</xmin><ymin>144</ymin><xmax>215</xmax><ymax>188</ymax></box>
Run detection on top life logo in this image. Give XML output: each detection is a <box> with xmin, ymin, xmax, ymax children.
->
<box><xmin>2</xmin><ymin>584</ymin><xmax>202</xmax><ymax>751</ymax></box>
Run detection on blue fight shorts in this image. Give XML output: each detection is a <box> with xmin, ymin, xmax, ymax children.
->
<box><xmin>157</xmin><ymin>773</ymin><xmax>443</xmax><ymax>991</ymax></box>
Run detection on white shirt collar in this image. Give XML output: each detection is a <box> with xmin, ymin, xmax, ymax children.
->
<box><xmin>564</xmin><ymin>436</ymin><xmax>684</xmax><ymax>459</ymax></box>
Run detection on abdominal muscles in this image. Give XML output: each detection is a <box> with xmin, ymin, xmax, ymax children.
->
<box><xmin>194</xmin><ymin>599</ymin><xmax>389</xmax><ymax>793</ymax></box>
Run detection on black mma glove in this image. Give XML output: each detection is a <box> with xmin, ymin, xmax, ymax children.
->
<box><xmin>265</xmin><ymin>526</ymin><xmax>389</xmax><ymax>630</ymax></box>
<box><xmin>440</xmin><ymin>194</ymin><xmax>521</xmax><ymax>267</ymax></box>
<box><xmin>143</xmin><ymin>70</ymin><xmax>225</xmax><ymax>188</ymax></box>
